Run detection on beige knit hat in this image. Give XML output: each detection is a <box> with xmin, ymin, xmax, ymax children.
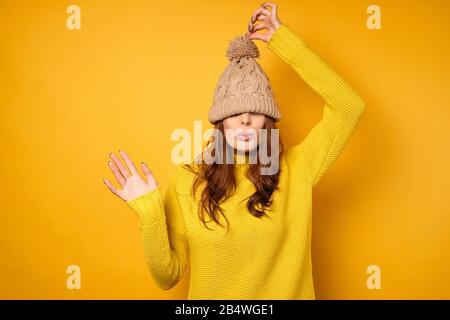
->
<box><xmin>208</xmin><ymin>34</ymin><xmax>281</xmax><ymax>124</ymax></box>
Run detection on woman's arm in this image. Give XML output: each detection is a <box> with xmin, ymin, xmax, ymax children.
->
<box><xmin>266</xmin><ymin>24</ymin><xmax>366</xmax><ymax>186</ymax></box>
<box><xmin>103</xmin><ymin>150</ymin><xmax>189</xmax><ymax>291</ymax></box>
<box><xmin>126</xmin><ymin>166</ymin><xmax>189</xmax><ymax>290</ymax></box>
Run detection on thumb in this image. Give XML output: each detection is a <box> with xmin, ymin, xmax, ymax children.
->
<box><xmin>247</xmin><ymin>32</ymin><xmax>265</xmax><ymax>41</ymax></box>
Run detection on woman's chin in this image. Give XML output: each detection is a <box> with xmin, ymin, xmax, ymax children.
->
<box><xmin>235</xmin><ymin>140</ymin><xmax>258</xmax><ymax>153</ymax></box>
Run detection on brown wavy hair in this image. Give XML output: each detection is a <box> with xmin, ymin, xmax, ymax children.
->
<box><xmin>184</xmin><ymin>116</ymin><xmax>284</xmax><ymax>233</ymax></box>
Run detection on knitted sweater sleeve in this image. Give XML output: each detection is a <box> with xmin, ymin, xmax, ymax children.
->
<box><xmin>267</xmin><ymin>24</ymin><xmax>366</xmax><ymax>187</ymax></box>
<box><xmin>125</xmin><ymin>166</ymin><xmax>189</xmax><ymax>290</ymax></box>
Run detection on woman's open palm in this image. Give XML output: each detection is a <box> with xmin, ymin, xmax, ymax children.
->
<box><xmin>103</xmin><ymin>150</ymin><xmax>158</xmax><ymax>202</ymax></box>
<box><xmin>246</xmin><ymin>2</ymin><xmax>282</xmax><ymax>42</ymax></box>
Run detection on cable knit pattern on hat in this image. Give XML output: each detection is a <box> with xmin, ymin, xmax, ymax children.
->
<box><xmin>208</xmin><ymin>34</ymin><xmax>282</xmax><ymax>124</ymax></box>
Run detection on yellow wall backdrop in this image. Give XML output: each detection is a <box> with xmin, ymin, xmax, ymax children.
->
<box><xmin>0</xmin><ymin>0</ymin><xmax>449</xmax><ymax>299</ymax></box>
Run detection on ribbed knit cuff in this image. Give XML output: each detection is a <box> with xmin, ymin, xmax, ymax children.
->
<box><xmin>126</xmin><ymin>186</ymin><xmax>165</xmax><ymax>227</ymax></box>
<box><xmin>209</xmin><ymin>95</ymin><xmax>281</xmax><ymax>124</ymax></box>
<box><xmin>266</xmin><ymin>24</ymin><xmax>307</xmax><ymax>65</ymax></box>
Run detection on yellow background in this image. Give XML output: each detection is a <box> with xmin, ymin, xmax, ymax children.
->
<box><xmin>0</xmin><ymin>0</ymin><xmax>449</xmax><ymax>299</ymax></box>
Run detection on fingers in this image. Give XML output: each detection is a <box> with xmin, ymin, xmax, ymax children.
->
<box><xmin>261</xmin><ymin>2</ymin><xmax>280</xmax><ymax>29</ymax></box>
<box><xmin>248</xmin><ymin>3</ymin><xmax>278</xmax><ymax>38</ymax></box>
<box><xmin>141</xmin><ymin>162</ymin><xmax>157</xmax><ymax>186</ymax></box>
<box><xmin>256</xmin><ymin>15</ymin><xmax>267</xmax><ymax>22</ymax></box>
<box><xmin>103</xmin><ymin>178</ymin><xmax>123</xmax><ymax>200</ymax></box>
<box><xmin>249</xmin><ymin>22</ymin><xmax>268</xmax><ymax>33</ymax></box>
<box><xmin>110</xmin><ymin>152</ymin><xmax>131</xmax><ymax>179</ymax></box>
<box><xmin>261</xmin><ymin>2</ymin><xmax>277</xmax><ymax>15</ymax></box>
<box><xmin>251</xmin><ymin>7</ymin><xmax>271</xmax><ymax>23</ymax></box>
<box><xmin>118</xmin><ymin>149</ymin><xmax>140</xmax><ymax>176</ymax></box>
<box><xmin>108</xmin><ymin>160</ymin><xmax>127</xmax><ymax>187</ymax></box>
<box><xmin>248</xmin><ymin>20</ymin><xmax>266</xmax><ymax>33</ymax></box>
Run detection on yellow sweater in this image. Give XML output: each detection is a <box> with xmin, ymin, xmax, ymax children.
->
<box><xmin>126</xmin><ymin>24</ymin><xmax>366</xmax><ymax>300</ymax></box>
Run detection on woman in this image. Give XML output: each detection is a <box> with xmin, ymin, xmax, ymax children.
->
<box><xmin>103</xmin><ymin>2</ymin><xmax>366</xmax><ymax>300</ymax></box>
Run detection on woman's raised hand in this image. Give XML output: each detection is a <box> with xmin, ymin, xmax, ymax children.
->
<box><xmin>246</xmin><ymin>2</ymin><xmax>282</xmax><ymax>43</ymax></box>
<box><xmin>103</xmin><ymin>149</ymin><xmax>158</xmax><ymax>202</ymax></box>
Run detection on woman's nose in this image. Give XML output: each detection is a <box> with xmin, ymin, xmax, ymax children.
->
<box><xmin>241</xmin><ymin>113</ymin><xmax>251</xmax><ymax>125</ymax></box>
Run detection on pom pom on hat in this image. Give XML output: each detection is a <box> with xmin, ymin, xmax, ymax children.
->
<box><xmin>226</xmin><ymin>35</ymin><xmax>260</xmax><ymax>62</ymax></box>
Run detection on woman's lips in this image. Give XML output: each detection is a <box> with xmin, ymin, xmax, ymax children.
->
<box><xmin>237</xmin><ymin>133</ymin><xmax>254</xmax><ymax>141</ymax></box>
